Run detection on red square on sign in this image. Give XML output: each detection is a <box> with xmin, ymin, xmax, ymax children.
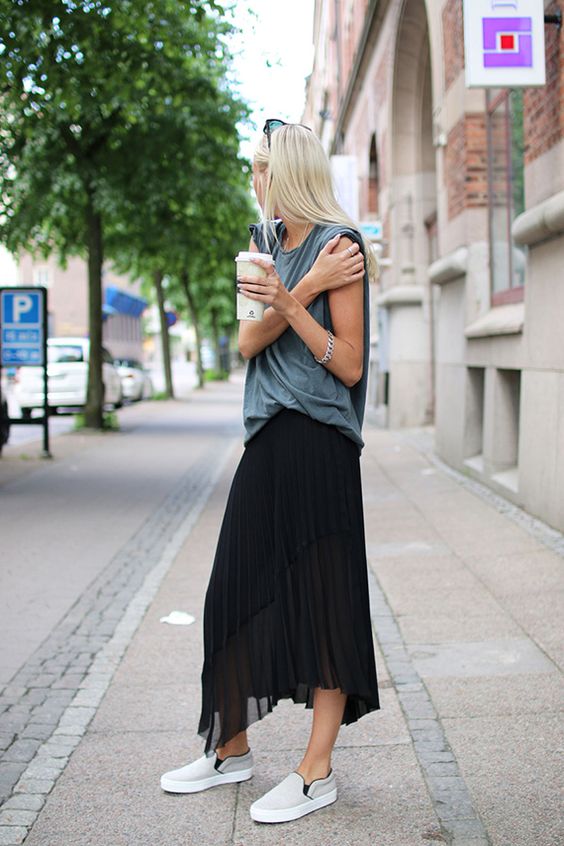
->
<box><xmin>500</xmin><ymin>34</ymin><xmax>516</xmax><ymax>50</ymax></box>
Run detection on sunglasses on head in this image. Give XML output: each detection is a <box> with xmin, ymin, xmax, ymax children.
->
<box><xmin>262</xmin><ymin>118</ymin><xmax>312</xmax><ymax>149</ymax></box>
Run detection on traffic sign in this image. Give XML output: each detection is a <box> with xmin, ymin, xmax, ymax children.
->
<box><xmin>0</xmin><ymin>286</ymin><xmax>51</xmax><ymax>458</ymax></box>
<box><xmin>0</xmin><ymin>288</ymin><xmax>45</xmax><ymax>366</ymax></box>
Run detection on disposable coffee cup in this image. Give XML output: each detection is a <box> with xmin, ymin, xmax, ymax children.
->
<box><xmin>235</xmin><ymin>251</ymin><xmax>274</xmax><ymax>321</ymax></box>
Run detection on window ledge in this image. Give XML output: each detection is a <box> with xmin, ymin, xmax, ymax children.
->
<box><xmin>512</xmin><ymin>188</ymin><xmax>564</xmax><ymax>247</ymax></box>
<box><xmin>428</xmin><ymin>247</ymin><xmax>468</xmax><ymax>285</ymax></box>
<box><xmin>465</xmin><ymin>302</ymin><xmax>524</xmax><ymax>339</ymax></box>
<box><xmin>464</xmin><ymin>454</ymin><xmax>484</xmax><ymax>474</ymax></box>
<box><xmin>491</xmin><ymin>467</ymin><xmax>519</xmax><ymax>494</ymax></box>
<box><xmin>377</xmin><ymin>285</ymin><xmax>424</xmax><ymax>308</ymax></box>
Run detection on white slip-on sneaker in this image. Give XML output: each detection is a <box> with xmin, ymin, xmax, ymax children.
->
<box><xmin>250</xmin><ymin>769</ymin><xmax>337</xmax><ymax>823</ymax></box>
<box><xmin>160</xmin><ymin>748</ymin><xmax>254</xmax><ymax>793</ymax></box>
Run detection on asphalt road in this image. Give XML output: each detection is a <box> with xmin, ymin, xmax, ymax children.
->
<box><xmin>2</xmin><ymin>360</ymin><xmax>200</xmax><ymax>448</ymax></box>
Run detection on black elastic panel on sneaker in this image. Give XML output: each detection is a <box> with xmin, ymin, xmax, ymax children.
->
<box><xmin>303</xmin><ymin>768</ymin><xmax>332</xmax><ymax>796</ymax></box>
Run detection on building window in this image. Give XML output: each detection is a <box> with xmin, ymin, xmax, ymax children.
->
<box><xmin>368</xmin><ymin>134</ymin><xmax>379</xmax><ymax>217</ymax></box>
<box><xmin>486</xmin><ymin>88</ymin><xmax>526</xmax><ymax>306</ymax></box>
<box><xmin>424</xmin><ymin>211</ymin><xmax>438</xmax><ymax>265</ymax></box>
<box><xmin>490</xmin><ymin>368</ymin><xmax>521</xmax><ymax>492</ymax></box>
<box><xmin>464</xmin><ymin>367</ymin><xmax>485</xmax><ymax>465</ymax></box>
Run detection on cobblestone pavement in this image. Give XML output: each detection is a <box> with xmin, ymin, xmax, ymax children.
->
<box><xmin>1</xmin><ymin>377</ymin><xmax>562</xmax><ymax>846</ymax></box>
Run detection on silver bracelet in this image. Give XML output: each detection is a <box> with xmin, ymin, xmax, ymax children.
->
<box><xmin>314</xmin><ymin>330</ymin><xmax>335</xmax><ymax>364</ymax></box>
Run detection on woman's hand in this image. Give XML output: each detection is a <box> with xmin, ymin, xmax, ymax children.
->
<box><xmin>237</xmin><ymin>258</ymin><xmax>295</xmax><ymax>317</ymax></box>
<box><xmin>237</xmin><ymin>233</ymin><xmax>366</xmax><ymax>360</ymax></box>
<box><xmin>307</xmin><ymin>234</ymin><xmax>365</xmax><ymax>293</ymax></box>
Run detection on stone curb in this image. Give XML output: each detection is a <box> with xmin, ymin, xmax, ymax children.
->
<box><xmin>367</xmin><ymin>567</ymin><xmax>493</xmax><ymax>846</ymax></box>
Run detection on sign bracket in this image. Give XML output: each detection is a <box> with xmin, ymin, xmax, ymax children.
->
<box><xmin>544</xmin><ymin>12</ymin><xmax>562</xmax><ymax>28</ymax></box>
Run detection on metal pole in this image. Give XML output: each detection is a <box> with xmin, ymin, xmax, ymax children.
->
<box><xmin>0</xmin><ymin>360</ymin><xmax>4</xmax><ymax>458</ymax></box>
<box><xmin>41</xmin><ymin>286</ymin><xmax>51</xmax><ymax>459</ymax></box>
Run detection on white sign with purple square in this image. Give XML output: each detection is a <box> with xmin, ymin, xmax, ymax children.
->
<box><xmin>464</xmin><ymin>0</ymin><xmax>546</xmax><ymax>87</ymax></box>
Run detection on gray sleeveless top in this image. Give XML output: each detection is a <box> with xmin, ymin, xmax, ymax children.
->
<box><xmin>244</xmin><ymin>220</ymin><xmax>370</xmax><ymax>452</ymax></box>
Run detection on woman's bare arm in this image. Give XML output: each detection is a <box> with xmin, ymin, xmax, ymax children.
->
<box><xmin>238</xmin><ymin>237</ymin><xmax>323</xmax><ymax>359</ymax></box>
<box><xmin>238</xmin><ymin>234</ymin><xmax>364</xmax><ymax>359</ymax></box>
<box><xmin>240</xmin><ymin>237</ymin><xmax>364</xmax><ymax>387</ymax></box>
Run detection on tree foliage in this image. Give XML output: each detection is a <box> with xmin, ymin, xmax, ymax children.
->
<box><xmin>108</xmin><ymin>82</ymin><xmax>255</xmax><ymax>389</ymax></box>
<box><xmin>0</xmin><ymin>0</ymin><xmax>253</xmax><ymax>421</ymax></box>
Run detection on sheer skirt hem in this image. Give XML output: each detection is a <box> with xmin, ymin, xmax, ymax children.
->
<box><xmin>196</xmin><ymin>409</ymin><xmax>381</xmax><ymax>756</ymax></box>
<box><xmin>197</xmin><ymin>682</ymin><xmax>380</xmax><ymax>757</ymax></box>
<box><xmin>197</xmin><ymin>529</ymin><xmax>381</xmax><ymax>755</ymax></box>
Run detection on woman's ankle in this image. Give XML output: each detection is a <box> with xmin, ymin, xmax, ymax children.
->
<box><xmin>215</xmin><ymin>734</ymin><xmax>249</xmax><ymax>758</ymax></box>
<box><xmin>216</xmin><ymin>746</ymin><xmax>249</xmax><ymax>759</ymax></box>
<box><xmin>296</xmin><ymin>755</ymin><xmax>332</xmax><ymax>783</ymax></box>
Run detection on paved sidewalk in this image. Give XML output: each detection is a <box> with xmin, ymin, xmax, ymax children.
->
<box><xmin>1</xmin><ymin>380</ymin><xmax>563</xmax><ymax>845</ymax></box>
<box><xmin>0</xmin><ymin>381</ymin><xmax>243</xmax><ymax>809</ymax></box>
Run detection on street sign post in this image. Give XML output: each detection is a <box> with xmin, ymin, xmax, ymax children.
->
<box><xmin>0</xmin><ymin>286</ymin><xmax>51</xmax><ymax>457</ymax></box>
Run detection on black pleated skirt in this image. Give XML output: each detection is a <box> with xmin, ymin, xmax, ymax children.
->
<box><xmin>197</xmin><ymin>408</ymin><xmax>381</xmax><ymax>754</ymax></box>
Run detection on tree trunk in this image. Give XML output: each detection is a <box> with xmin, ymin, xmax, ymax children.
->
<box><xmin>180</xmin><ymin>270</ymin><xmax>204</xmax><ymax>389</ymax></box>
<box><xmin>84</xmin><ymin>193</ymin><xmax>104</xmax><ymax>429</ymax></box>
<box><xmin>154</xmin><ymin>270</ymin><xmax>174</xmax><ymax>399</ymax></box>
<box><xmin>211</xmin><ymin>307</ymin><xmax>221</xmax><ymax>373</ymax></box>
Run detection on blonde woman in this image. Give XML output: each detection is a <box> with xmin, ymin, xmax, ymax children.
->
<box><xmin>161</xmin><ymin>121</ymin><xmax>381</xmax><ymax>824</ymax></box>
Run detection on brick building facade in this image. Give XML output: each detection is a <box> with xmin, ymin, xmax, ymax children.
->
<box><xmin>304</xmin><ymin>0</ymin><xmax>564</xmax><ymax>532</ymax></box>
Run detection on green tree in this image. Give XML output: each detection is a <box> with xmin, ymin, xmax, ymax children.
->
<box><xmin>0</xmin><ymin>0</ymin><xmax>246</xmax><ymax>425</ymax></box>
<box><xmin>110</xmin><ymin>112</ymin><xmax>255</xmax><ymax>390</ymax></box>
<box><xmin>169</xmin><ymin>168</ymin><xmax>254</xmax><ymax>389</ymax></box>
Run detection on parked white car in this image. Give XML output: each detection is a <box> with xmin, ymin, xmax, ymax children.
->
<box><xmin>14</xmin><ymin>337</ymin><xmax>123</xmax><ymax>417</ymax></box>
<box><xmin>113</xmin><ymin>358</ymin><xmax>154</xmax><ymax>402</ymax></box>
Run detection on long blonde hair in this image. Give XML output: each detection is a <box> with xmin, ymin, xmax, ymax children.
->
<box><xmin>253</xmin><ymin>124</ymin><xmax>379</xmax><ymax>280</ymax></box>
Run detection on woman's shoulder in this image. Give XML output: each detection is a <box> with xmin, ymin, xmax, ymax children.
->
<box><xmin>248</xmin><ymin>220</ymin><xmax>283</xmax><ymax>254</ymax></box>
<box><xmin>314</xmin><ymin>223</ymin><xmax>364</xmax><ymax>252</ymax></box>
<box><xmin>248</xmin><ymin>221</ymin><xmax>265</xmax><ymax>251</ymax></box>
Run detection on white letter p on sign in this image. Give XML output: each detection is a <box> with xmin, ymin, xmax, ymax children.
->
<box><xmin>13</xmin><ymin>295</ymin><xmax>33</xmax><ymax>323</ymax></box>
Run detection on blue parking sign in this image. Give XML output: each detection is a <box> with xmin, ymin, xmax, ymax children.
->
<box><xmin>0</xmin><ymin>288</ymin><xmax>45</xmax><ymax>367</ymax></box>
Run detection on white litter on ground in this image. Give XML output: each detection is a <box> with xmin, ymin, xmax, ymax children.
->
<box><xmin>159</xmin><ymin>610</ymin><xmax>196</xmax><ymax>626</ymax></box>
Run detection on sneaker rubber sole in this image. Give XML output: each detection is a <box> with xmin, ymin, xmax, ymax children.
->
<box><xmin>250</xmin><ymin>787</ymin><xmax>337</xmax><ymax>823</ymax></box>
<box><xmin>161</xmin><ymin>765</ymin><xmax>254</xmax><ymax>794</ymax></box>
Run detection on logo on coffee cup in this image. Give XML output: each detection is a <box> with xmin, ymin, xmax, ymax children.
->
<box><xmin>248</xmin><ymin>309</ymin><xmax>255</xmax><ymax>316</ymax></box>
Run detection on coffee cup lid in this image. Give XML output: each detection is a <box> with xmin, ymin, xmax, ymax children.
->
<box><xmin>236</xmin><ymin>251</ymin><xmax>274</xmax><ymax>263</ymax></box>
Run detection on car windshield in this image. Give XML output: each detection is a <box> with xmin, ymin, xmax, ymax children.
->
<box><xmin>115</xmin><ymin>359</ymin><xmax>141</xmax><ymax>369</ymax></box>
<box><xmin>48</xmin><ymin>345</ymin><xmax>84</xmax><ymax>363</ymax></box>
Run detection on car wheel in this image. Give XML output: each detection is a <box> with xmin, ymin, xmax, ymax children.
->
<box><xmin>114</xmin><ymin>391</ymin><xmax>124</xmax><ymax>410</ymax></box>
<box><xmin>21</xmin><ymin>408</ymin><xmax>32</xmax><ymax>420</ymax></box>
